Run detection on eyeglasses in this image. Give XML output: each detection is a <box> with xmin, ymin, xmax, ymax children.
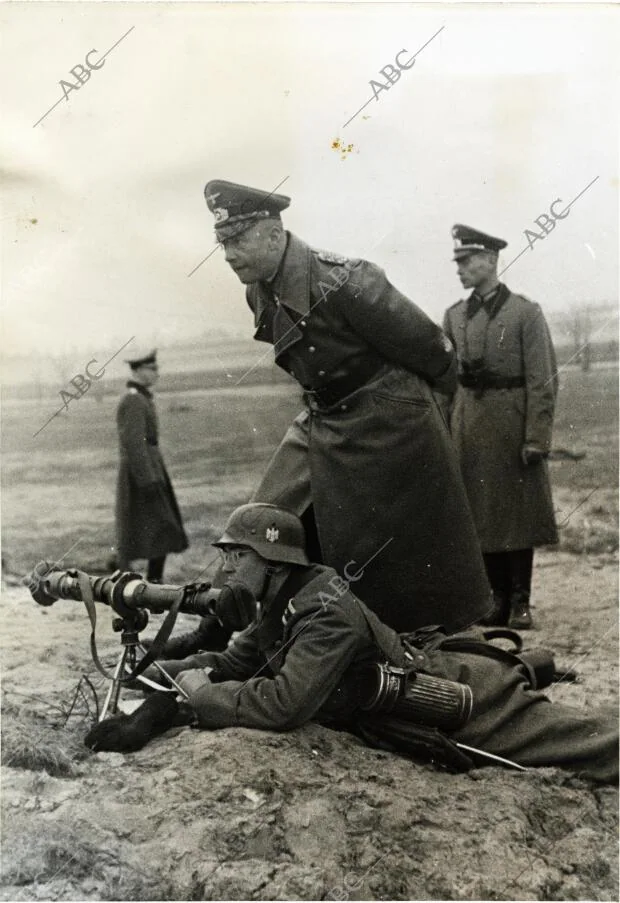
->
<box><xmin>217</xmin><ymin>547</ymin><xmax>252</xmax><ymax>567</ymax></box>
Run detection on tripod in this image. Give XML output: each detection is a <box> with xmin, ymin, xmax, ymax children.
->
<box><xmin>99</xmin><ymin>608</ymin><xmax>188</xmax><ymax>721</ymax></box>
<box><xmin>25</xmin><ymin>562</ymin><xmax>217</xmax><ymax>722</ymax></box>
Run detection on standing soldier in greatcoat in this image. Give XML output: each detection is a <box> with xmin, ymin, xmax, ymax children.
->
<box><xmin>201</xmin><ymin>180</ymin><xmax>492</xmax><ymax>636</ymax></box>
<box><xmin>115</xmin><ymin>350</ymin><xmax>188</xmax><ymax>582</ymax></box>
<box><xmin>442</xmin><ymin>225</ymin><xmax>559</xmax><ymax>630</ymax></box>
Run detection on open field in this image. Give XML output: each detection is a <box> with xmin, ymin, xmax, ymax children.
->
<box><xmin>1</xmin><ymin>364</ymin><xmax>618</xmax><ymax>901</ymax></box>
<box><xmin>2</xmin><ymin>383</ymin><xmax>304</xmax><ymax>584</ymax></box>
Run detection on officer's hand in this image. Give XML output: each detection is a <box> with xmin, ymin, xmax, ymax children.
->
<box><xmin>521</xmin><ymin>444</ymin><xmax>546</xmax><ymax>465</ymax></box>
<box><xmin>176</xmin><ymin>668</ymin><xmax>212</xmax><ymax>697</ymax></box>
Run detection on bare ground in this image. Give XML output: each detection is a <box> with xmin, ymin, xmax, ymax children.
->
<box><xmin>1</xmin><ymin>548</ymin><xmax>617</xmax><ymax>902</ymax></box>
<box><xmin>1</xmin><ymin>369</ymin><xmax>618</xmax><ymax>901</ymax></box>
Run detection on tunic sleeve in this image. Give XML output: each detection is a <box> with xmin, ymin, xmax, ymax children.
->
<box><xmin>117</xmin><ymin>394</ymin><xmax>158</xmax><ymax>487</ymax></box>
<box><xmin>185</xmin><ymin>604</ymin><xmax>361</xmax><ymax>731</ymax></box>
<box><xmin>337</xmin><ymin>262</ymin><xmax>457</xmax><ymax>390</ymax></box>
<box><xmin>522</xmin><ymin>302</ymin><xmax>558</xmax><ymax>451</ymax></box>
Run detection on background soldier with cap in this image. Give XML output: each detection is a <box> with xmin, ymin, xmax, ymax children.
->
<box><xmin>200</xmin><ymin>180</ymin><xmax>492</xmax><ymax>637</ymax></box>
<box><xmin>442</xmin><ymin>225</ymin><xmax>559</xmax><ymax>630</ymax></box>
<box><xmin>86</xmin><ymin>503</ymin><xmax>618</xmax><ymax>785</ymax></box>
<box><xmin>115</xmin><ymin>349</ymin><xmax>188</xmax><ymax>582</ymax></box>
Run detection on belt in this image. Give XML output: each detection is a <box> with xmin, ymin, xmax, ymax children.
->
<box><xmin>458</xmin><ymin>373</ymin><xmax>525</xmax><ymax>390</ymax></box>
<box><xmin>303</xmin><ymin>359</ymin><xmax>384</xmax><ymax>409</ymax></box>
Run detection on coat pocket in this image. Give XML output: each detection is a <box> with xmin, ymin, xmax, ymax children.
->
<box><xmin>368</xmin><ymin>366</ymin><xmax>433</xmax><ymax>409</ymax></box>
<box><xmin>371</xmin><ymin>390</ymin><xmax>432</xmax><ymax>410</ymax></box>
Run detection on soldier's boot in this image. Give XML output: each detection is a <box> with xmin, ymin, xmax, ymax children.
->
<box><xmin>507</xmin><ymin>591</ymin><xmax>534</xmax><ymax>630</ymax></box>
<box><xmin>480</xmin><ymin>591</ymin><xmax>510</xmax><ymax>627</ymax></box>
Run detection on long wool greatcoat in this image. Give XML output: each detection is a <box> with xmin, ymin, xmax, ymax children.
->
<box><xmin>160</xmin><ymin>565</ymin><xmax>617</xmax><ymax>783</ymax></box>
<box><xmin>246</xmin><ymin>233</ymin><xmax>492</xmax><ymax>634</ymax></box>
<box><xmin>115</xmin><ymin>382</ymin><xmax>188</xmax><ymax>561</ymax></box>
<box><xmin>443</xmin><ymin>285</ymin><xmax>559</xmax><ymax>552</ymax></box>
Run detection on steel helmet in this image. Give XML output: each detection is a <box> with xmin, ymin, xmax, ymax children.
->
<box><xmin>213</xmin><ymin>503</ymin><xmax>310</xmax><ymax>566</ymax></box>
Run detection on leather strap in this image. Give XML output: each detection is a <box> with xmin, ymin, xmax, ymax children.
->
<box><xmin>75</xmin><ymin>570</ymin><xmax>185</xmax><ymax>683</ymax></box>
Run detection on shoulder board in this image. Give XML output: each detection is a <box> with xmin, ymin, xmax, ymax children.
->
<box><xmin>446</xmin><ymin>298</ymin><xmax>466</xmax><ymax>311</ymax></box>
<box><xmin>511</xmin><ymin>292</ymin><xmax>537</xmax><ymax>306</ymax></box>
<box><xmin>314</xmin><ymin>248</ymin><xmax>360</xmax><ymax>268</ymax></box>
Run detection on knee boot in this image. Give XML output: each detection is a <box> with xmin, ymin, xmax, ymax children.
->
<box><xmin>508</xmin><ymin>590</ymin><xmax>533</xmax><ymax>630</ymax></box>
<box><xmin>507</xmin><ymin>549</ymin><xmax>534</xmax><ymax>630</ymax></box>
<box><xmin>480</xmin><ymin>590</ymin><xmax>510</xmax><ymax>626</ymax></box>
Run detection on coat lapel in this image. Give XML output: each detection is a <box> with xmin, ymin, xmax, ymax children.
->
<box><xmin>246</xmin><ymin>233</ymin><xmax>313</xmax><ymax>355</ymax></box>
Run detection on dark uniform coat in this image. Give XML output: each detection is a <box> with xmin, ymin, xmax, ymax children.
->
<box><xmin>115</xmin><ymin>382</ymin><xmax>188</xmax><ymax>561</ymax></box>
<box><xmin>162</xmin><ymin>565</ymin><xmax>617</xmax><ymax>782</ymax></box>
<box><xmin>247</xmin><ymin>233</ymin><xmax>491</xmax><ymax>634</ymax></box>
<box><xmin>443</xmin><ymin>285</ymin><xmax>559</xmax><ymax>552</ymax></box>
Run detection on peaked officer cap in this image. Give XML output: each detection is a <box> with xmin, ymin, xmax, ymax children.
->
<box><xmin>124</xmin><ymin>348</ymin><xmax>157</xmax><ymax>370</ymax></box>
<box><xmin>204</xmin><ymin>180</ymin><xmax>291</xmax><ymax>241</ymax></box>
<box><xmin>452</xmin><ymin>224</ymin><xmax>507</xmax><ymax>260</ymax></box>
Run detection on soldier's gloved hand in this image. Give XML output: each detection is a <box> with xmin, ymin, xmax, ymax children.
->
<box><xmin>156</xmin><ymin>614</ymin><xmax>230</xmax><ymax>658</ymax></box>
<box><xmin>215</xmin><ymin>582</ymin><xmax>257</xmax><ymax>632</ymax></box>
<box><xmin>176</xmin><ymin>668</ymin><xmax>213</xmax><ymax>697</ymax></box>
<box><xmin>84</xmin><ymin>693</ymin><xmax>179</xmax><ymax>753</ymax></box>
<box><xmin>521</xmin><ymin>444</ymin><xmax>546</xmax><ymax>465</ymax></box>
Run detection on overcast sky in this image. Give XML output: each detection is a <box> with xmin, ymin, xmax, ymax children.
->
<box><xmin>1</xmin><ymin>2</ymin><xmax>618</xmax><ymax>365</ymax></box>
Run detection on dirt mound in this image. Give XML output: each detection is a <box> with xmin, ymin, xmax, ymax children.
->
<box><xmin>2</xmin><ymin>550</ymin><xmax>618</xmax><ymax>902</ymax></box>
<box><xmin>1</xmin><ymin>721</ymin><xmax>618</xmax><ymax>902</ymax></box>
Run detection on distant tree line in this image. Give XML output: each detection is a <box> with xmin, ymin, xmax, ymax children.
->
<box><xmin>550</xmin><ymin>302</ymin><xmax>618</xmax><ymax>372</ymax></box>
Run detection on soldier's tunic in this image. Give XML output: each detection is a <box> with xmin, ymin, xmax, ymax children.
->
<box><xmin>443</xmin><ymin>285</ymin><xmax>559</xmax><ymax>552</ymax></box>
<box><xmin>161</xmin><ymin>565</ymin><xmax>617</xmax><ymax>783</ymax></box>
<box><xmin>115</xmin><ymin>382</ymin><xmax>188</xmax><ymax>561</ymax></box>
<box><xmin>247</xmin><ymin>232</ymin><xmax>491</xmax><ymax>634</ymax></box>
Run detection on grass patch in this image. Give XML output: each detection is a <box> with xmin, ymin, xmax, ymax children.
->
<box><xmin>1</xmin><ymin>688</ymin><xmax>96</xmax><ymax>777</ymax></box>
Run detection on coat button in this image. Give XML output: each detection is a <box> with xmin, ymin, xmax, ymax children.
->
<box><xmin>309</xmin><ymin>346</ymin><xmax>316</xmax><ymax>353</ymax></box>
<box><xmin>340</xmin><ymin>404</ymin><xmax>348</xmax><ymax>411</ymax></box>
<box><xmin>300</xmin><ymin>320</ymin><xmax>307</xmax><ymax>327</ymax></box>
<box><xmin>289</xmin><ymin>370</ymin><xmax>295</xmax><ymax>377</ymax></box>
<box><xmin>318</xmin><ymin>370</ymin><xmax>326</xmax><ymax>377</ymax></box>
<box><xmin>274</xmin><ymin>640</ymin><xmax>282</xmax><ymax>649</ymax></box>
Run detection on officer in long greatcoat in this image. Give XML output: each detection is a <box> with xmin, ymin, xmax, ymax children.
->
<box><xmin>201</xmin><ymin>181</ymin><xmax>492</xmax><ymax>635</ymax></box>
<box><xmin>442</xmin><ymin>225</ymin><xmax>559</xmax><ymax>630</ymax></box>
<box><xmin>115</xmin><ymin>350</ymin><xmax>188</xmax><ymax>581</ymax></box>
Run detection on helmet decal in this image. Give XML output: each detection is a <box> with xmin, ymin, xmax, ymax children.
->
<box><xmin>213</xmin><ymin>503</ymin><xmax>309</xmax><ymax>566</ymax></box>
<box><xmin>266</xmin><ymin>525</ymin><xmax>280</xmax><ymax>543</ymax></box>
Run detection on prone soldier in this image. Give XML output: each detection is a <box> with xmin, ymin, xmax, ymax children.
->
<box><xmin>87</xmin><ymin>504</ymin><xmax>618</xmax><ymax>784</ymax></box>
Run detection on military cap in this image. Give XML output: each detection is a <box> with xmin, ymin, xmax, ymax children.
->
<box><xmin>204</xmin><ymin>180</ymin><xmax>291</xmax><ymax>241</ymax></box>
<box><xmin>213</xmin><ymin>503</ymin><xmax>309</xmax><ymax>566</ymax></box>
<box><xmin>124</xmin><ymin>348</ymin><xmax>157</xmax><ymax>370</ymax></box>
<box><xmin>452</xmin><ymin>224</ymin><xmax>507</xmax><ymax>260</ymax></box>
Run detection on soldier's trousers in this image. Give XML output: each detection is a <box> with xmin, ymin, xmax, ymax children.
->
<box><xmin>424</xmin><ymin>646</ymin><xmax>618</xmax><ymax>782</ymax></box>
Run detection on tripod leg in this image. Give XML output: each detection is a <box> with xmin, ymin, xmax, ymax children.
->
<box><xmin>100</xmin><ymin>647</ymin><xmax>129</xmax><ymax>721</ymax></box>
